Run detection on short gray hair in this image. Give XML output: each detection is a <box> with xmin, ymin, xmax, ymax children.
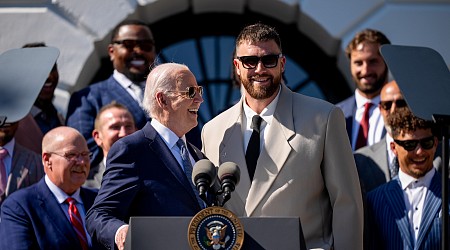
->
<box><xmin>142</xmin><ymin>62</ymin><xmax>191</xmax><ymax>117</ymax></box>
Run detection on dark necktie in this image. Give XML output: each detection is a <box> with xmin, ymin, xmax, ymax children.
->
<box><xmin>355</xmin><ymin>102</ymin><xmax>373</xmax><ymax>150</ymax></box>
<box><xmin>66</xmin><ymin>198</ymin><xmax>89</xmax><ymax>250</ymax></box>
<box><xmin>176</xmin><ymin>139</ymin><xmax>204</xmax><ymax>208</ymax></box>
<box><xmin>0</xmin><ymin>148</ymin><xmax>8</xmax><ymax>196</ymax></box>
<box><xmin>246</xmin><ymin>115</ymin><xmax>263</xmax><ymax>181</ymax></box>
<box><xmin>389</xmin><ymin>156</ymin><xmax>399</xmax><ymax>178</ymax></box>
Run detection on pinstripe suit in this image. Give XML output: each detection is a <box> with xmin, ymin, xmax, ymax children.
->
<box><xmin>365</xmin><ymin>171</ymin><xmax>449</xmax><ymax>250</ymax></box>
<box><xmin>0</xmin><ymin>142</ymin><xmax>44</xmax><ymax>207</ymax></box>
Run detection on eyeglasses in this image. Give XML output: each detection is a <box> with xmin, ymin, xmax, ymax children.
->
<box><xmin>236</xmin><ymin>54</ymin><xmax>282</xmax><ymax>69</ymax></box>
<box><xmin>50</xmin><ymin>151</ymin><xmax>93</xmax><ymax>162</ymax></box>
<box><xmin>167</xmin><ymin>86</ymin><xmax>203</xmax><ymax>99</ymax></box>
<box><xmin>380</xmin><ymin>99</ymin><xmax>407</xmax><ymax>110</ymax></box>
<box><xmin>394</xmin><ymin>136</ymin><xmax>435</xmax><ymax>151</ymax></box>
<box><xmin>112</xmin><ymin>39</ymin><xmax>154</xmax><ymax>52</ymax></box>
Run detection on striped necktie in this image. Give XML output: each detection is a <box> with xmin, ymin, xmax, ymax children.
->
<box><xmin>176</xmin><ymin>139</ymin><xmax>204</xmax><ymax>208</ymax></box>
<box><xmin>66</xmin><ymin>197</ymin><xmax>89</xmax><ymax>250</ymax></box>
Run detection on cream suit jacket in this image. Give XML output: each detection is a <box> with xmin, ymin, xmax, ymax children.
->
<box><xmin>201</xmin><ymin>84</ymin><xmax>363</xmax><ymax>250</ymax></box>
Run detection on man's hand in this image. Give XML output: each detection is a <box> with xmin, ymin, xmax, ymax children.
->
<box><xmin>115</xmin><ymin>225</ymin><xmax>129</xmax><ymax>250</ymax></box>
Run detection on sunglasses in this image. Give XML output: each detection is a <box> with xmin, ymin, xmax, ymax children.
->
<box><xmin>380</xmin><ymin>99</ymin><xmax>407</xmax><ymax>110</ymax></box>
<box><xmin>113</xmin><ymin>39</ymin><xmax>154</xmax><ymax>52</ymax></box>
<box><xmin>236</xmin><ymin>54</ymin><xmax>282</xmax><ymax>69</ymax></box>
<box><xmin>394</xmin><ymin>136</ymin><xmax>435</xmax><ymax>151</ymax></box>
<box><xmin>167</xmin><ymin>86</ymin><xmax>203</xmax><ymax>99</ymax></box>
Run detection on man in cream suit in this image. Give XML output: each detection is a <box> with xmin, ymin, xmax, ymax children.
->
<box><xmin>201</xmin><ymin>23</ymin><xmax>363</xmax><ymax>250</ymax></box>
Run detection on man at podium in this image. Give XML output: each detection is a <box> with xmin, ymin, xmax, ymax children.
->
<box><xmin>86</xmin><ymin>63</ymin><xmax>207</xmax><ymax>250</ymax></box>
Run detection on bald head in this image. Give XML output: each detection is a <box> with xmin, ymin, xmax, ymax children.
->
<box><xmin>379</xmin><ymin>80</ymin><xmax>408</xmax><ymax>133</ymax></box>
<box><xmin>42</xmin><ymin>126</ymin><xmax>90</xmax><ymax>195</ymax></box>
<box><xmin>42</xmin><ymin>126</ymin><xmax>86</xmax><ymax>153</ymax></box>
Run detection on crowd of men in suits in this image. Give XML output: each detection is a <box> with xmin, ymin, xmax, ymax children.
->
<box><xmin>0</xmin><ymin>19</ymin><xmax>448</xmax><ymax>250</ymax></box>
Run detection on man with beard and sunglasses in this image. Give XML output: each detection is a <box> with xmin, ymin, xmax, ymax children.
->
<box><xmin>336</xmin><ymin>29</ymin><xmax>391</xmax><ymax>151</ymax></box>
<box><xmin>66</xmin><ymin>20</ymin><xmax>202</xmax><ymax>168</ymax></box>
<box><xmin>201</xmin><ymin>22</ymin><xmax>363</xmax><ymax>250</ymax></box>
<box><xmin>365</xmin><ymin>107</ymin><xmax>448</xmax><ymax>250</ymax></box>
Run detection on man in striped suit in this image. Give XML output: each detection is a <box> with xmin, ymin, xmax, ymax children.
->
<box><xmin>365</xmin><ymin>107</ymin><xmax>449</xmax><ymax>249</ymax></box>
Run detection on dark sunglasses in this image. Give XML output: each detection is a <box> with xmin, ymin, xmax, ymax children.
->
<box><xmin>394</xmin><ymin>136</ymin><xmax>435</xmax><ymax>151</ymax></box>
<box><xmin>236</xmin><ymin>54</ymin><xmax>282</xmax><ymax>69</ymax></box>
<box><xmin>167</xmin><ymin>86</ymin><xmax>203</xmax><ymax>99</ymax></box>
<box><xmin>380</xmin><ymin>99</ymin><xmax>407</xmax><ymax>110</ymax></box>
<box><xmin>112</xmin><ymin>39</ymin><xmax>154</xmax><ymax>52</ymax></box>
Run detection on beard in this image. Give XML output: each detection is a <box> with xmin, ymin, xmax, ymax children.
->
<box><xmin>125</xmin><ymin>69</ymin><xmax>149</xmax><ymax>83</ymax></box>
<box><xmin>241</xmin><ymin>73</ymin><xmax>282</xmax><ymax>100</ymax></box>
<box><xmin>354</xmin><ymin>68</ymin><xmax>388</xmax><ymax>95</ymax></box>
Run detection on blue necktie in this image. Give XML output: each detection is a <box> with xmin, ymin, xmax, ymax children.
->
<box><xmin>176</xmin><ymin>139</ymin><xmax>204</xmax><ymax>208</ymax></box>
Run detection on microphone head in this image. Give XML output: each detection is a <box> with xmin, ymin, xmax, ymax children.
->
<box><xmin>192</xmin><ymin>159</ymin><xmax>217</xmax><ymax>187</ymax></box>
<box><xmin>218</xmin><ymin>162</ymin><xmax>240</xmax><ymax>185</ymax></box>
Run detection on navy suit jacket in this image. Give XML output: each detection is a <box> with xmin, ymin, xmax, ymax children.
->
<box><xmin>0</xmin><ymin>178</ymin><xmax>98</xmax><ymax>250</ymax></box>
<box><xmin>335</xmin><ymin>95</ymin><xmax>357</xmax><ymax>146</ymax></box>
<box><xmin>365</xmin><ymin>171</ymin><xmax>450</xmax><ymax>250</ymax></box>
<box><xmin>66</xmin><ymin>76</ymin><xmax>148</xmax><ymax>166</ymax></box>
<box><xmin>86</xmin><ymin>122</ymin><xmax>209</xmax><ymax>250</ymax></box>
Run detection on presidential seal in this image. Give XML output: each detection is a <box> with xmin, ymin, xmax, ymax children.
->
<box><xmin>188</xmin><ymin>206</ymin><xmax>244</xmax><ymax>250</ymax></box>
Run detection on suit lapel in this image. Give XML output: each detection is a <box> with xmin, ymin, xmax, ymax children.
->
<box><xmin>36</xmin><ymin>179</ymin><xmax>81</xmax><ymax>247</ymax></box>
<box><xmin>372</xmin><ymin>139</ymin><xmax>390</xmax><ymax>180</ymax></box>
<box><xmin>246</xmin><ymin>85</ymin><xmax>295</xmax><ymax>215</ymax></box>
<box><xmin>143</xmin><ymin>124</ymin><xmax>199</xmax><ymax>203</ymax></box>
<box><xmin>6</xmin><ymin>144</ymin><xmax>30</xmax><ymax>196</ymax></box>
<box><xmin>416</xmin><ymin>172</ymin><xmax>442</xmax><ymax>248</ymax></box>
<box><xmin>385</xmin><ymin>179</ymin><xmax>414</xmax><ymax>249</ymax></box>
<box><xmin>217</xmin><ymin>98</ymin><xmax>251</xmax><ymax>208</ymax></box>
<box><xmin>109</xmin><ymin>77</ymin><xmax>149</xmax><ymax>126</ymax></box>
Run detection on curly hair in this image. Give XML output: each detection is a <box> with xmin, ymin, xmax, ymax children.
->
<box><xmin>387</xmin><ymin>107</ymin><xmax>434</xmax><ymax>138</ymax></box>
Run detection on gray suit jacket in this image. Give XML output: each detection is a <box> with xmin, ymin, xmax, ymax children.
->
<box><xmin>83</xmin><ymin>160</ymin><xmax>105</xmax><ymax>189</ymax></box>
<box><xmin>201</xmin><ymin>84</ymin><xmax>364</xmax><ymax>250</ymax></box>
<box><xmin>354</xmin><ymin>137</ymin><xmax>391</xmax><ymax>194</ymax></box>
<box><xmin>0</xmin><ymin>142</ymin><xmax>44</xmax><ymax>206</ymax></box>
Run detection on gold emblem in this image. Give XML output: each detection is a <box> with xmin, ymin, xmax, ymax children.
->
<box><xmin>188</xmin><ymin>206</ymin><xmax>244</xmax><ymax>250</ymax></box>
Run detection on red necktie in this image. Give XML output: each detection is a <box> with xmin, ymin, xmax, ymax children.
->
<box><xmin>66</xmin><ymin>197</ymin><xmax>89</xmax><ymax>250</ymax></box>
<box><xmin>0</xmin><ymin>148</ymin><xmax>8</xmax><ymax>196</ymax></box>
<box><xmin>355</xmin><ymin>102</ymin><xmax>373</xmax><ymax>150</ymax></box>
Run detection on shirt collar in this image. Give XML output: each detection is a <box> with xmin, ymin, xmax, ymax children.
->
<box><xmin>243</xmin><ymin>85</ymin><xmax>281</xmax><ymax>126</ymax></box>
<box><xmin>1</xmin><ymin>138</ymin><xmax>15</xmax><ymax>157</ymax></box>
<box><xmin>44</xmin><ymin>175</ymin><xmax>83</xmax><ymax>204</ymax></box>
<box><xmin>150</xmin><ymin>119</ymin><xmax>185</xmax><ymax>149</ymax></box>
<box><xmin>354</xmin><ymin>90</ymin><xmax>381</xmax><ymax>108</ymax></box>
<box><xmin>113</xmin><ymin>69</ymin><xmax>145</xmax><ymax>89</ymax></box>
<box><xmin>399</xmin><ymin>167</ymin><xmax>436</xmax><ymax>190</ymax></box>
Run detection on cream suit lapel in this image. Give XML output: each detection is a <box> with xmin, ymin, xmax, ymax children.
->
<box><xmin>218</xmin><ymin>99</ymin><xmax>252</xmax><ymax>208</ymax></box>
<box><xmin>246</xmin><ymin>84</ymin><xmax>295</xmax><ymax>215</ymax></box>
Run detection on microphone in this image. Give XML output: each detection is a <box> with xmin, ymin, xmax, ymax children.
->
<box><xmin>218</xmin><ymin>162</ymin><xmax>240</xmax><ymax>206</ymax></box>
<box><xmin>192</xmin><ymin>159</ymin><xmax>217</xmax><ymax>204</ymax></box>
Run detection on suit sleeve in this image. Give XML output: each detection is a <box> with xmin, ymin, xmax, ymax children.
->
<box><xmin>323</xmin><ymin>106</ymin><xmax>364</xmax><ymax>249</ymax></box>
<box><xmin>66</xmin><ymin>88</ymin><xmax>103</xmax><ymax>165</ymax></box>
<box><xmin>85</xmin><ymin>139</ymin><xmax>140</xmax><ymax>250</ymax></box>
<box><xmin>0</xmin><ymin>195</ymin><xmax>36</xmax><ymax>249</ymax></box>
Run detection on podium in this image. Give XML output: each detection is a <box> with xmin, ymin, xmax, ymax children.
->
<box><xmin>125</xmin><ymin>216</ymin><xmax>306</xmax><ymax>249</ymax></box>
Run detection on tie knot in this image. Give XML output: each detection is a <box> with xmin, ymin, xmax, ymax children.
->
<box><xmin>176</xmin><ymin>138</ymin><xmax>186</xmax><ymax>149</ymax></box>
<box><xmin>364</xmin><ymin>102</ymin><xmax>373</xmax><ymax>110</ymax></box>
<box><xmin>0</xmin><ymin>148</ymin><xmax>7</xmax><ymax>159</ymax></box>
<box><xmin>66</xmin><ymin>197</ymin><xmax>76</xmax><ymax>205</ymax></box>
<box><xmin>251</xmin><ymin>115</ymin><xmax>263</xmax><ymax>132</ymax></box>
